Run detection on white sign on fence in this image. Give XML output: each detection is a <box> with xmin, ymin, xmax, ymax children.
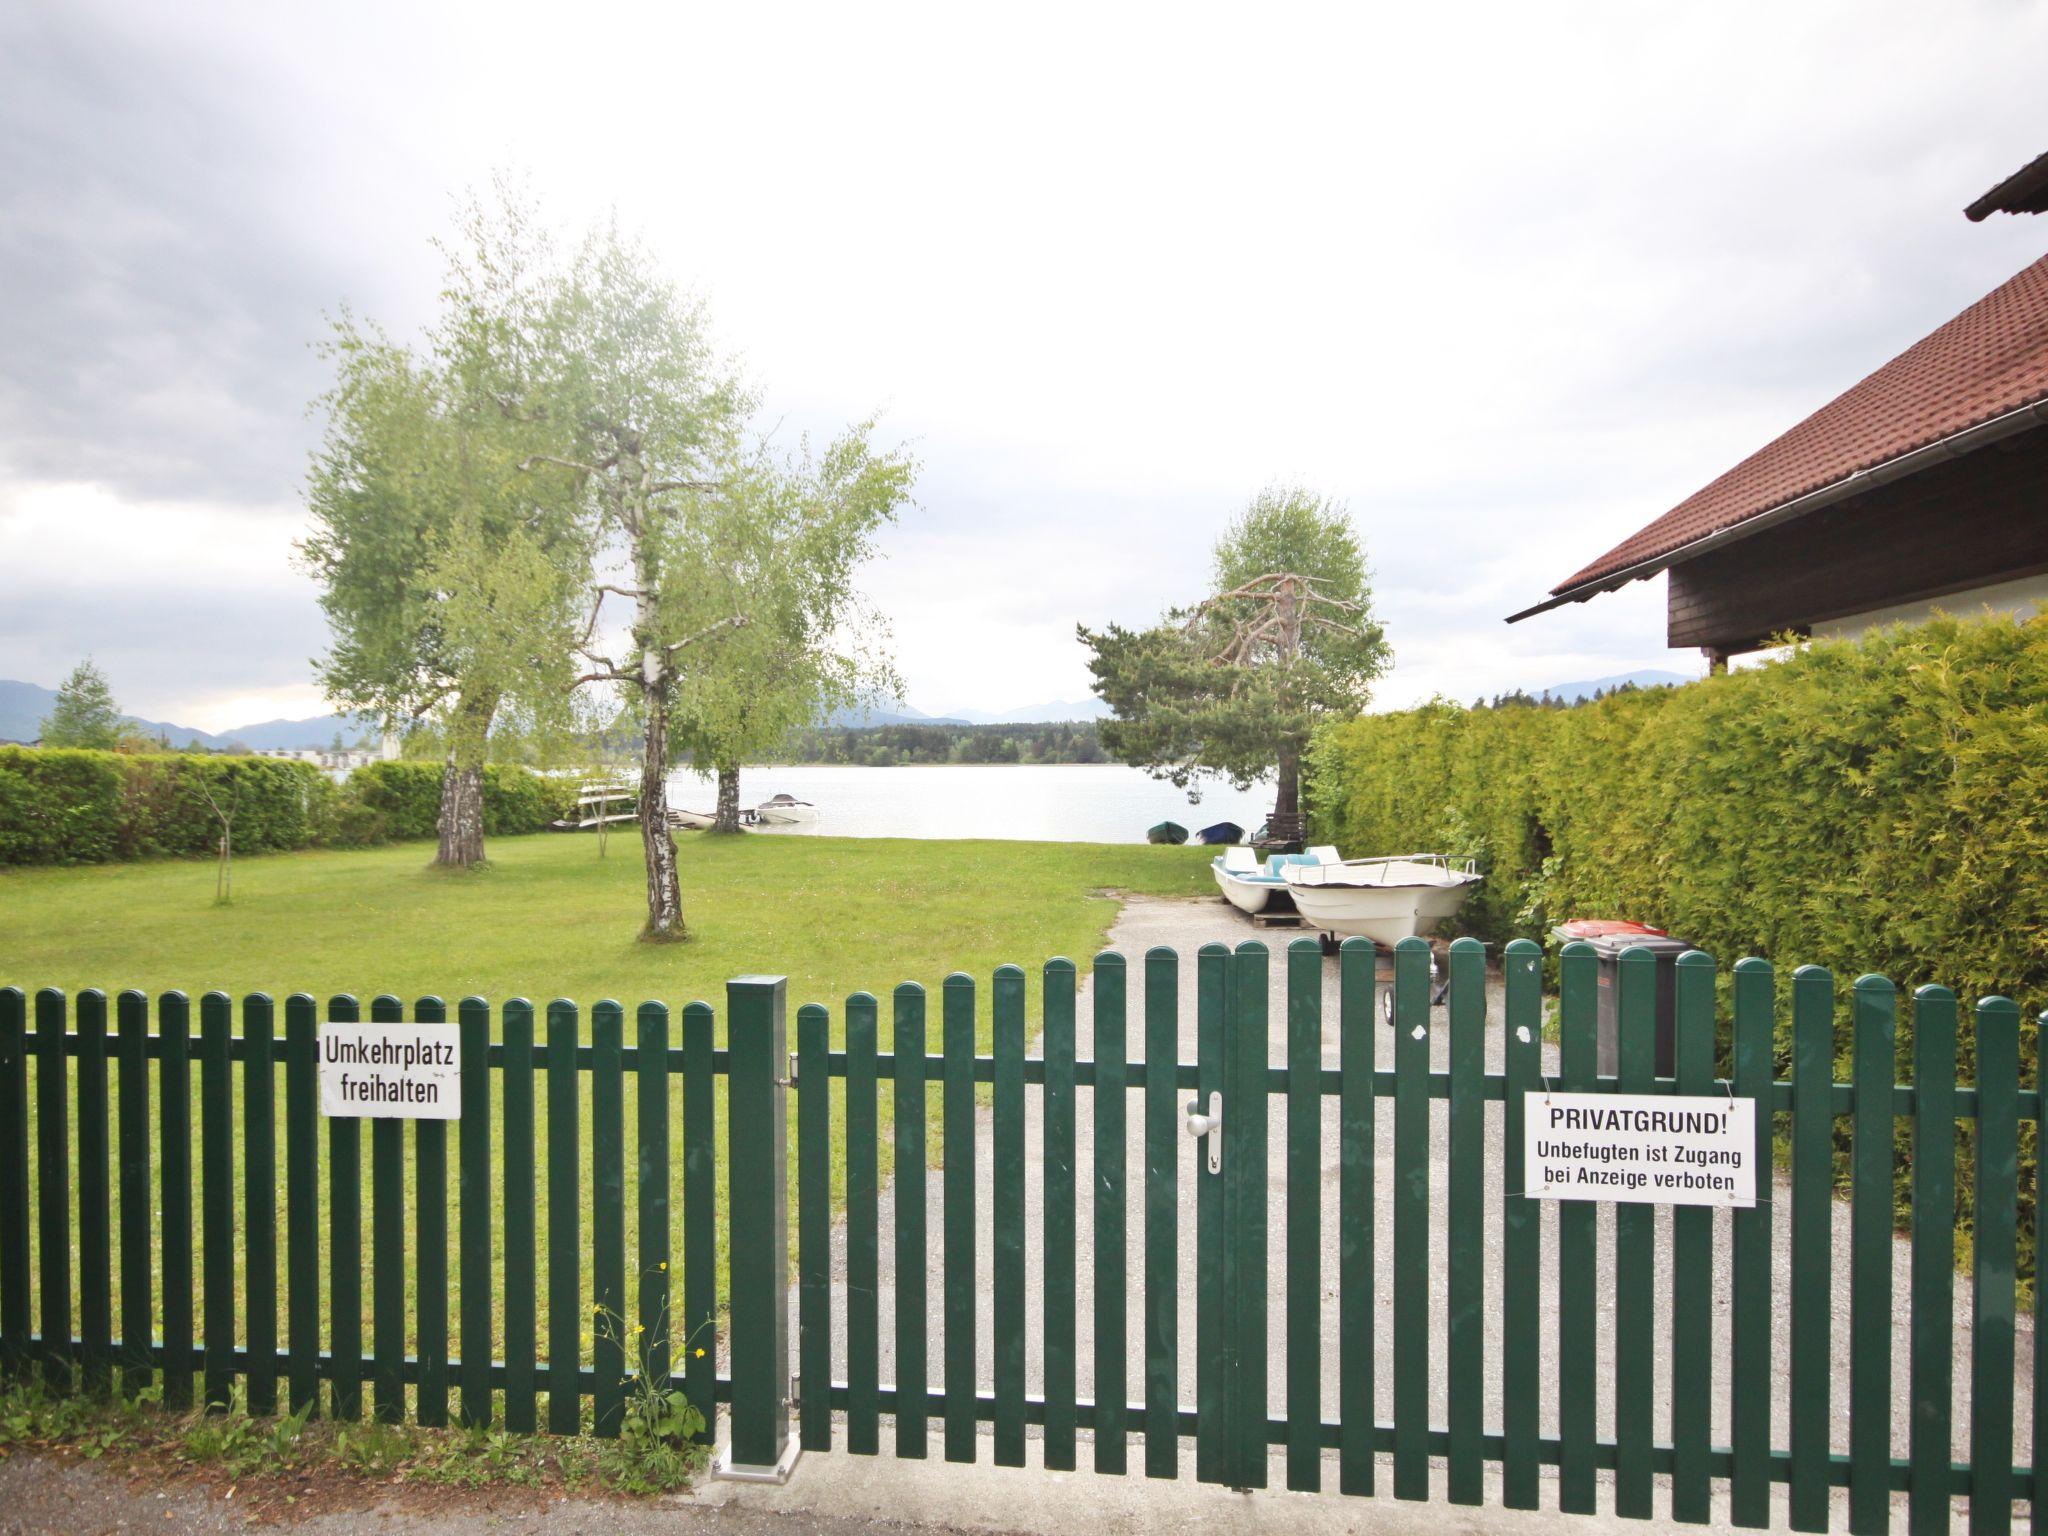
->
<box><xmin>318</xmin><ymin>1022</ymin><xmax>462</xmax><ymax>1120</ymax></box>
<box><xmin>1523</xmin><ymin>1092</ymin><xmax>1755</xmax><ymax>1208</ymax></box>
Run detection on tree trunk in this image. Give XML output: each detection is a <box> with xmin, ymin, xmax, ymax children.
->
<box><xmin>638</xmin><ymin>676</ymin><xmax>687</xmax><ymax>941</ymax></box>
<box><xmin>1267</xmin><ymin>740</ymin><xmax>1304</xmax><ymax>849</ymax></box>
<box><xmin>435</xmin><ymin>689</ymin><xmax>497</xmax><ymax>868</ymax></box>
<box><xmin>713</xmin><ymin>763</ymin><xmax>743</xmax><ymax>833</ymax></box>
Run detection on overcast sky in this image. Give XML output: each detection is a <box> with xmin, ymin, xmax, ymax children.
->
<box><xmin>2</xmin><ymin>2</ymin><xmax>2043</xmax><ymax>729</ymax></box>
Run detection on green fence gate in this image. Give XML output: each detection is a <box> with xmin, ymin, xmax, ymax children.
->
<box><xmin>2</xmin><ymin>937</ymin><xmax>2041</xmax><ymax>1529</ymax></box>
<box><xmin>789</xmin><ymin>937</ymin><xmax>2041</xmax><ymax>1532</ymax></box>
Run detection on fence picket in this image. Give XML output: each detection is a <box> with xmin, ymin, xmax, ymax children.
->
<box><xmin>1788</xmin><ymin>965</ymin><xmax>1835</xmax><ymax>1533</ymax></box>
<box><xmin>1446</xmin><ymin>938</ymin><xmax>1484</xmax><ymax>1505</ymax></box>
<box><xmin>1849</xmin><ymin>975</ymin><xmax>1896</xmax><ymax>1535</ymax></box>
<box><xmin>1042</xmin><ymin>959</ymin><xmax>1077</xmax><ymax>1471</ymax></box>
<box><xmin>891</xmin><ymin>984</ymin><xmax>927</xmax><ymax>1459</ymax></box>
<box><xmin>1670</xmin><ymin>952</ymin><xmax>1714</xmax><ymax>1523</ymax></box>
<box><xmin>1338</xmin><ymin>938</ymin><xmax>1375</xmax><ymax>1498</ymax></box>
<box><xmin>1142</xmin><ymin>946</ymin><xmax>1178</xmax><ymax>1479</ymax></box>
<box><xmin>0</xmin><ymin>988</ymin><xmax>23</xmax><ymax>1380</ymax></box>
<box><xmin>681</xmin><ymin>1000</ymin><xmax>717</xmax><ymax>1442</ymax></box>
<box><xmin>416</xmin><ymin>997</ymin><xmax>449</xmax><ymax>1429</ymax></box>
<box><xmin>845</xmin><ymin>992</ymin><xmax>880</xmax><ymax>1455</ymax></box>
<box><xmin>76</xmin><ymin>990</ymin><xmax>112</xmax><ymax>1396</ymax></box>
<box><xmin>502</xmin><ymin>999</ymin><xmax>538</xmax><ymax>1433</ymax></box>
<box><xmin>1224</xmin><ymin>941</ymin><xmax>1268</xmax><ymax>1492</ymax></box>
<box><xmin>1092</xmin><ymin>952</ymin><xmax>1129</xmax><ymax>1475</ymax></box>
<box><xmin>459</xmin><ymin>996</ymin><xmax>492</xmax><ymax>1428</ymax></box>
<box><xmin>992</xmin><ymin>966</ymin><xmax>1026</xmax><ymax>1467</ymax></box>
<box><xmin>1555</xmin><ymin>944</ymin><xmax>1597</xmax><ymax>1514</ymax></box>
<box><xmin>1906</xmin><ymin>985</ymin><xmax>1956</xmax><ymax>1535</ymax></box>
<box><xmin>162</xmin><ymin>991</ymin><xmax>195</xmax><ymax>1411</ymax></box>
<box><xmin>1193</xmin><ymin>943</ymin><xmax>1227</xmax><ymax>1486</ymax></box>
<box><xmin>36</xmin><ymin>988</ymin><xmax>73</xmax><ymax>1393</ymax></box>
<box><xmin>242</xmin><ymin>994</ymin><xmax>277</xmax><ymax>1415</ymax></box>
<box><xmin>284</xmin><ymin>994</ymin><xmax>318</xmax><ymax>1414</ymax></box>
<box><xmin>591</xmin><ymin>1001</ymin><xmax>625</xmax><ymax>1438</ymax></box>
<box><xmin>1968</xmin><ymin>996</ymin><xmax>2020</xmax><ymax>1535</ymax></box>
<box><xmin>1286</xmin><ymin>938</ymin><xmax>1323</xmax><ymax>1494</ymax></box>
<box><xmin>634</xmin><ymin>1002</ymin><xmax>669</xmax><ymax>1416</ymax></box>
<box><xmin>326</xmin><ymin>993</ymin><xmax>361</xmax><ymax>1420</ymax></box>
<box><xmin>546</xmin><ymin>999</ymin><xmax>581</xmax><ymax>1435</ymax></box>
<box><xmin>200</xmin><ymin>992</ymin><xmax>234</xmax><ymax>1409</ymax></box>
<box><xmin>1729</xmin><ymin>959</ymin><xmax>1774</xmax><ymax>1527</ymax></box>
<box><xmin>1391</xmin><ymin>937</ymin><xmax>1430</xmax><ymax>1500</ymax></box>
<box><xmin>798</xmin><ymin>1001</ymin><xmax>832</xmax><ymax>1453</ymax></box>
<box><xmin>942</xmin><ymin>973</ymin><xmax>977</xmax><ymax>1464</ymax></box>
<box><xmin>370</xmin><ymin>993</ymin><xmax>406</xmax><ymax>1424</ymax></box>
<box><xmin>1613</xmin><ymin>951</ymin><xmax>1655</xmax><ymax>1517</ymax></box>
<box><xmin>1500</xmin><ymin>938</ymin><xmax>1541</xmax><ymax>1509</ymax></box>
<box><xmin>117</xmin><ymin>990</ymin><xmax>153</xmax><ymax>1398</ymax></box>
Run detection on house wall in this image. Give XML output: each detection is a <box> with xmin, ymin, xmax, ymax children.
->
<box><xmin>1666</xmin><ymin>424</ymin><xmax>2048</xmax><ymax>652</ymax></box>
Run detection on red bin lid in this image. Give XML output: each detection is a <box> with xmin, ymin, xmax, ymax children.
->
<box><xmin>1554</xmin><ymin>919</ymin><xmax>1671</xmax><ymax>940</ymax></box>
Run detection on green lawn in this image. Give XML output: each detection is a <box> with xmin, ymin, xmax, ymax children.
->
<box><xmin>1</xmin><ymin>831</ymin><xmax>1214</xmax><ymax>1421</ymax></box>
<box><xmin>0</xmin><ymin>830</ymin><xmax>1216</xmax><ymax>1007</ymax></box>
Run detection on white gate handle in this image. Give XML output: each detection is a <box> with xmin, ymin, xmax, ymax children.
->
<box><xmin>1184</xmin><ymin>1092</ymin><xmax>1222</xmax><ymax>1174</ymax></box>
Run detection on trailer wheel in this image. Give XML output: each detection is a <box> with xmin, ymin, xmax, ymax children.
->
<box><xmin>1381</xmin><ymin>986</ymin><xmax>1394</xmax><ymax>1027</ymax></box>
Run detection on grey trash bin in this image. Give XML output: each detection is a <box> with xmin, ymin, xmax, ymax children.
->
<box><xmin>1551</xmin><ymin>920</ymin><xmax>1691</xmax><ymax>1078</ymax></box>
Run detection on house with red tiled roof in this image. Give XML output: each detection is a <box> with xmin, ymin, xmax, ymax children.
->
<box><xmin>1509</xmin><ymin>155</ymin><xmax>2048</xmax><ymax>670</ymax></box>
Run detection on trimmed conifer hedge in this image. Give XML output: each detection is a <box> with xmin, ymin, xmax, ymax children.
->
<box><xmin>1307</xmin><ymin>608</ymin><xmax>2048</xmax><ymax>1015</ymax></box>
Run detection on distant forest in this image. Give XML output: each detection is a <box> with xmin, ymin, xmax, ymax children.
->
<box><xmin>774</xmin><ymin>720</ymin><xmax>1108</xmax><ymax>766</ymax></box>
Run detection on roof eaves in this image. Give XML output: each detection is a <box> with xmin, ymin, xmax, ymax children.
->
<box><xmin>1505</xmin><ymin>395</ymin><xmax>2048</xmax><ymax>624</ymax></box>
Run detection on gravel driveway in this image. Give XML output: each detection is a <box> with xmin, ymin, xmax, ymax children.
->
<box><xmin>808</xmin><ymin>895</ymin><xmax>2035</xmax><ymax>1493</ymax></box>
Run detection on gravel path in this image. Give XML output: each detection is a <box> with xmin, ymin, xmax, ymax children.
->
<box><xmin>812</xmin><ymin>895</ymin><xmax>2035</xmax><ymax>1484</ymax></box>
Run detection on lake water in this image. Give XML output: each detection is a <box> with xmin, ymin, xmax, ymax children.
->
<box><xmin>663</xmin><ymin>763</ymin><xmax>1276</xmax><ymax>844</ymax></box>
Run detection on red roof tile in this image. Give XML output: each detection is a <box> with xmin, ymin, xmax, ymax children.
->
<box><xmin>1553</xmin><ymin>252</ymin><xmax>2048</xmax><ymax>595</ymax></box>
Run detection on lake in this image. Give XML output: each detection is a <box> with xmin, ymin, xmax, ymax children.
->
<box><xmin>663</xmin><ymin>762</ymin><xmax>1276</xmax><ymax>844</ymax></box>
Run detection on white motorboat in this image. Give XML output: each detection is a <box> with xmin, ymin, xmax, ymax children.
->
<box><xmin>1211</xmin><ymin>845</ymin><xmax>1341</xmax><ymax>914</ymax></box>
<box><xmin>753</xmin><ymin>793</ymin><xmax>820</xmax><ymax>826</ymax></box>
<box><xmin>1279</xmin><ymin>853</ymin><xmax>1482</xmax><ymax>946</ymax></box>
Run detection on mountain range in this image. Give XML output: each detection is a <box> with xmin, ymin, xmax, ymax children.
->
<box><xmin>0</xmin><ymin>679</ymin><xmax>377</xmax><ymax>751</ymax></box>
<box><xmin>1532</xmin><ymin>669</ymin><xmax>1694</xmax><ymax>704</ymax></box>
<box><xmin>1</xmin><ymin>672</ymin><xmax>1694</xmax><ymax>750</ymax></box>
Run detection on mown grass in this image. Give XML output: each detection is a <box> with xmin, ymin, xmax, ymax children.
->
<box><xmin>0</xmin><ymin>831</ymin><xmax>1214</xmax><ymax>1424</ymax></box>
<box><xmin>0</xmin><ymin>828</ymin><xmax>1214</xmax><ymax>1004</ymax></box>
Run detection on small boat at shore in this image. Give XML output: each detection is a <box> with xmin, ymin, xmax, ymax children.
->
<box><xmin>1196</xmin><ymin>820</ymin><xmax>1243</xmax><ymax>845</ymax></box>
<box><xmin>754</xmin><ymin>793</ymin><xmax>820</xmax><ymax>826</ymax></box>
<box><xmin>1147</xmin><ymin>820</ymin><xmax>1189</xmax><ymax>845</ymax></box>
<box><xmin>1211</xmin><ymin>845</ymin><xmax>1340</xmax><ymax>913</ymax></box>
<box><xmin>668</xmin><ymin>807</ymin><xmax>716</xmax><ymax>831</ymax></box>
<box><xmin>1279</xmin><ymin>853</ymin><xmax>1482</xmax><ymax>946</ymax></box>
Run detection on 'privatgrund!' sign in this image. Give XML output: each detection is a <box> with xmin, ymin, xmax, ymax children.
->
<box><xmin>319</xmin><ymin>1022</ymin><xmax>462</xmax><ymax>1120</ymax></box>
<box><xmin>1524</xmin><ymin>1092</ymin><xmax>1754</xmax><ymax>1207</ymax></box>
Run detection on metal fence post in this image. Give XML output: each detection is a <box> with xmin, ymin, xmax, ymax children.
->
<box><xmin>718</xmin><ymin>975</ymin><xmax>798</xmax><ymax>1483</ymax></box>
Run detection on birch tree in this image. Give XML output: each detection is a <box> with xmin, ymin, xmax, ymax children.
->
<box><xmin>669</xmin><ymin>420</ymin><xmax>915</xmax><ymax>832</ymax></box>
<box><xmin>302</xmin><ymin>193</ymin><xmax>588</xmax><ymax>866</ymax></box>
<box><xmin>533</xmin><ymin>225</ymin><xmax>753</xmax><ymax>940</ymax></box>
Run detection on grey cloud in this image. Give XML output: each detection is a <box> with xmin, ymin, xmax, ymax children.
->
<box><xmin>0</xmin><ymin>5</ymin><xmax>401</xmax><ymax>504</ymax></box>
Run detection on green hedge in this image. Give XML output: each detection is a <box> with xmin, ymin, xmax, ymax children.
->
<box><xmin>1308</xmin><ymin>609</ymin><xmax>2048</xmax><ymax>1009</ymax></box>
<box><xmin>0</xmin><ymin>750</ymin><xmax>334</xmax><ymax>865</ymax></box>
<box><xmin>0</xmin><ymin>749</ymin><xmax>573</xmax><ymax>864</ymax></box>
<box><xmin>1309</xmin><ymin>608</ymin><xmax>2048</xmax><ymax>1281</ymax></box>
<box><xmin>346</xmin><ymin>760</ymin><xmax>573</xmax><ymax>841</ymax></box>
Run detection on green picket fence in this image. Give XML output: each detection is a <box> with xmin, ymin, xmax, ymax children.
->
<box><xmin>788</xmin><ymin>939</ymin><xmax>2040</xmax><ymax>1532</ymax></box>
<box><xmin>2</xmin><ymin>938</ymin><xmax>2042</xmax><ymax>1530</ymax></box>
<box><xmin>0</xmin><ymin>981</ymin><xmax>767</xmax><ymax>1440</ymax></box>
